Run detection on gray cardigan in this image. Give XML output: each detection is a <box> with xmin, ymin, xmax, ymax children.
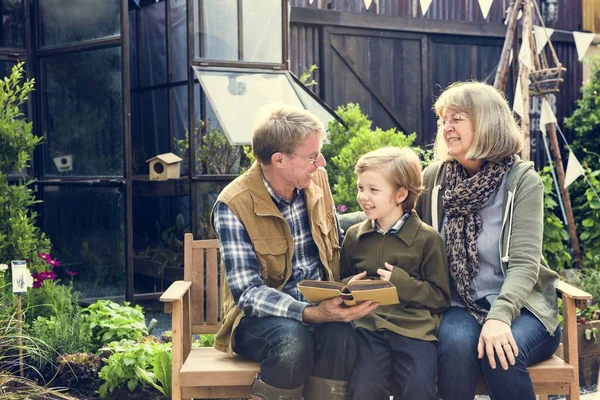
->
<box><xmin>417</xmin><ymin>157</ymin><xmax>560</xmax><ymax>334</ymax></box>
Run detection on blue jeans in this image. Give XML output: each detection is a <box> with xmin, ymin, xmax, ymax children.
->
<box><xmin>348</xmin><ymin>328</ymin><xmax>439</xmax><ymax>400</ymax></box>
<box><xmin>234</xmin><ymin>316</ymin><xmax>357</xmax><ymax>389</ymax></box>
<box><xmin>438</xmin><ymin>307</ymin><xmax>561</xmax><ymax>400</ymax></box>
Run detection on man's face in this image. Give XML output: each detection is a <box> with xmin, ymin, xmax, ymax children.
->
<box><xmin>283</xmin><ymin>132</ymin><xmax>326</xmax><ymax>190</ymax></box>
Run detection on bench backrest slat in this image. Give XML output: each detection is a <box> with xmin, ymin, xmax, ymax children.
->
<box><xmin>184</xmin><ymin>233</ymin><xmax>221</xmax><ymax>334</ymax></box>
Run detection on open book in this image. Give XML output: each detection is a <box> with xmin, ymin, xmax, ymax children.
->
<box><xmin>297</xmin><ymin>279</ymin><xmax>399</xmax><ymax>306</ymax></box>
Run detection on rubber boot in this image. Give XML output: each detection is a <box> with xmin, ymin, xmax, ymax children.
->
<box><xmin>302</xmin><ymin>376</ymin><xmax>349</xmax><ymax>400</ymax></box>
<box><xmin>250</xmin><ymin>374</ymin><xmax>304</xmax><ymax>400</ymax></box>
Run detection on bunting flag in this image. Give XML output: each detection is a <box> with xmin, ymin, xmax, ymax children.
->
<box><xmin>513</xmin><ymin>76</ymin><xmax>524</xmax><ymax>117</ymax></box>
<box><xmin>533</xmin><ymin>26</ymin><xmax>554</xmax><ymax>55</ymax></box>
<box><xmin>309</xmin><ymin>0</ymin><xmax>314</xmax><ymax>4</ymax></box>
<box><xmin>364</xmin><ymin>0</ymin><xmax>373</xmax><ymax>9</ymax></box>
<box><xmin>420</xmin><ymin>0</ymin><xmax>433</xmax><ymax>15</ymax></box>
<box><xmin>573</xmin><ymin>31</ymin><xmax>596</xmax><ymax>61</ymax></box>
<box><xmin>539</xmin><ymin>98</ymin><xmax>557</xmax><ymax>136</ymax></box>
<box><xmin>478</xmin><ymin>0</ymin><xmax>493</xmax><ymax>19</ymax></box>
<box><xmin>518</xmin><ymin>32</ymin><xmax>534</xmax><ymax>71</ymax></box>
<box><xmin>564</xmin><ymin>150</ymin><xmax>585</xmax><ymax>188</ymax></box>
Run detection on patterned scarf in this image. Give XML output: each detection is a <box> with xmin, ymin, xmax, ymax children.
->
<box><xmin>442</xmin><ymin>156</ymin><xmax>515</xmax><ymax>324</ymax></box>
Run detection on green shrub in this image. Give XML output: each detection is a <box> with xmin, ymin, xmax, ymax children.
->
<box><xmin>98</xmin><ymin>339</ymin><xmax>171</xmax><ymax>399</ymax></box>
<box><xmin>539</xmin><ymin>167</ymin><xmax>572</xmax><ymax>271</ymax></box>
<box><xmin>83</xmin><ymin>300</ymin><xmax>148</xmax><ymax>346</ymax></box>
<box><xmin>324</xmin><ymin>104</ymin><xmax>417</xmax><ymax>212</ymax></box>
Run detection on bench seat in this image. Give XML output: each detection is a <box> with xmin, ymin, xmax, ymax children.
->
<box><xmin>163</xmin><ymin>234</ymin><xmax>591</xmax><ymax>400</ymax></box>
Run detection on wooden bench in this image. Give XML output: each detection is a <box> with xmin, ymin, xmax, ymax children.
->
<box><xmin>161</xmin><ymin>233</ymin><xmax>591</xmax><ymax>400</ymax></box>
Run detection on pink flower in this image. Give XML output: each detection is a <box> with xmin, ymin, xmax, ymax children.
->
<box><xmin>37</xmin><ymin>253</ymin><xmax>50</xmax><ymax>262</ymax></box>
<box><xmin>337</xmin><ymin>204</ymin><xmax>348</xmax><ymax>213</ymax></box>
<box><xmin>48</xmin><ymin>258</ymin><xmax>61</xmax><ymax>268</ymax></box>
<box><xmin>66</xmin><ymin>270</ymin><xmax>78</xmax><ymax>277</ymax></box>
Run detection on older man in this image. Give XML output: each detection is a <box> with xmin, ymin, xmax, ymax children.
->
<box><xmin>211</xmin><ymin>105</ymin><xmax>377</xmax><ymax>399</ymax></box>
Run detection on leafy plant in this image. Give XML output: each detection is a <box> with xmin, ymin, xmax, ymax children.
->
<box><xmin>56</xmin><ymin>352</ymin><xmax>102</xmax><ymax>388</ymax></box>
<box><xmin>83</xmin><ymin>300</ymin><xmax>148</xmax><ymax>346</ymax></box>
<box><xmin>98</xmin><ymin>339</ymin><xmax>171</xmax><ymax>399</ymax></box>
<box><xmin>192</xmin><ymin>333</ymin><xmax>216</xmax><ymax>348</ymax></box>
<box><xmin>298</xmin><ymin>65</ymin><xmax>318</xmax><ymax>88</ymax></box>
<box><xmin>325</xmin><ymin>104</ymin><xmax>418</xmax><ymax>211</ymax></box>
<box><xmin>539</xmin><ymin>166</ymin><xmax>572</xmax><ymax>271</ymax></box>
<box><xmin>0</xmin><ymin>62</ymin><xmax>50</xmax><ymax>273</ymax></box>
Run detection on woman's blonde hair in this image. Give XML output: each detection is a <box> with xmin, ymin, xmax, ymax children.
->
<box><xmin>355</xmin><ymin>147</ymin><xmax>423</xmax><ymax>211</ymax></box>
<box><xmin>252</xmin><ymin>104</ymin><xmax>326</xmax><ymax>165</ymax></box>
<box><xmin>433</xmin><ymin>81</ymin><xmax>523</xmax><ymax>162</ymax></box>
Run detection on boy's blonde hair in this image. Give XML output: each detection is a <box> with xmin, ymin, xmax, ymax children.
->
<box><xmin>355</xmin><ymin>147</ymin><xmax>423</xmax><ymax>211</ymax></box>
<box><xmin>252</xmin><ymin>104</ymin><xmax>326</xmax><ymax>165</ymax></box>
<box><xmin>433</xmin><ymin>81</ymin><xmax>523</xmax><ymax>162</ymax></box>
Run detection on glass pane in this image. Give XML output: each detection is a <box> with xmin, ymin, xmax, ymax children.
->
<box><xmin>42</xmin><ymin>185</ymin><xmax>125</xmax><ymax>301</ymax></box>
<box><xmin>42</xmin><ymin>47</ymin><xmax>123</xmax><ymax>177</ymax></box>
<box><xmin>0</xmin><ymin>60</ymin><xmax>15</xmax><ymax>80</ymax></box>
<box><xmin>0</xmin><ymin>0</ymin><xmax>25</xmax><ymax>48</ymax></box>
<box><xmin>198</xmin><ymin>0</ymin><xmax>238</xmax><ymax>61</ymax></box>
<box><xmin>129</xmin><ymin>10</ymin><xmax>138</xmax><ymax>89</ymax></box>
<box><xmin>171</xmin><ymin>85</ymin><xmax>189</xmax><ymax>174</ymax></box>
<box><xmin>132</xmin><ymin>88</ymin><xmax>169</xmax><ymax>175</ymax></box>
<box><xmin>242</xmin><ymin>0</ymin><xmax>282</xmax><ymax>63</ymax></box>
<box><xmin>194</xmin><ymin>101</ymin><xmax>246</xmax><ymax>175</ymax></box>
<box><xmin>132</xmin><ymin>191</ymin><xmax>190</xmax><ymax>294</ymax></box>
<box><xmin>195</xmin><ymin>181</ymin><xmax>230</xmax><ymax>240</ymax></box>
<box><xmin>193</xmin><ymin>69</ymin><xmax>303</xmax><ymax>145</ymax></box>
<box><xmin>290</xmin><ymin>77</ymin><xmax>337</xmax><ymax>132</ymax></box>
<box><xmin>139</xmin><ymin>1</ymin><xmax>167</xmax><ymax>86</ymax></box>
<box><xmin>171</xmin><ymin>0</ymin><xmax>187</xmax><ymax>82</ymax></box>
<box><xmin>39</xmin><ymin>0</ymin><xmax>120</xmax><ymax>48</ymax></box>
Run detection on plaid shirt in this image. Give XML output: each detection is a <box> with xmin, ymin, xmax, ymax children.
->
<box><xmin>213</xmin><ymin>176</ymin><xmax>342</xmax><ymax>322</ymax></box>
<box><xmin>372</xmin><ymin>211</ymin><xmax>411</xmax><ymax>235</ymax></box>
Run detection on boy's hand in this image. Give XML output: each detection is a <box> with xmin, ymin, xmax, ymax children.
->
<box><xmin>377</xmin><ymin>262</ymin><xmax>394</xmax><ymax>281</ymax></box>
<box><xmin>348</xmin><ymin>270</ymin><xmax>368</xmax><ymax>283</ymax></box>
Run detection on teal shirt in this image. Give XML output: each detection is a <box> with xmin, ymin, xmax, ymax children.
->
<box><xmin>340</xmin><ymin>212</ymin><xmax>451</xmax><ymax>341</ymax></box>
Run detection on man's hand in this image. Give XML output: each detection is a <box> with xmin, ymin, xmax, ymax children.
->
<box><xmin>302</xmin><ymin>297</ymin><xmax>378</xmax><ymax>324</ymax></box>
<box><xmin>477</xmin><ymin>319</ymin><xmax>518</xmax><ymax>370</ymax></box>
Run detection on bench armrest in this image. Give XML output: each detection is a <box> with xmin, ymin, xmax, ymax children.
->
<box><xmin>160</xmin><ymin>280</ymin><xmax>192</xmax><ymax>303</ymax></box>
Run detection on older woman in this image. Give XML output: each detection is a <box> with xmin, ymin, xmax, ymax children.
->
<box><xmin>417</xmin><ymin>81</ymin><xmax>561</xmax><ymax>400</ymax></box>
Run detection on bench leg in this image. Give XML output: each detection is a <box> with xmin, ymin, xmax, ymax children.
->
<box><xmin>537</xmin><ymin>395</ymin><xmax>548</xmax><ymax>400</ymax></box>
<box><xmin>568</xmin><ymin>383</ymin><xmax>580</xmax><ymax>400</ymax></box>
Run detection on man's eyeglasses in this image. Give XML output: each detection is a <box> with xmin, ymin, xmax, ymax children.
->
<box><xmin>438</xmin><ymin>115</ymin><xmax>469</xmax><ymax>127</ymax></box>
<box><xmin>290</xmin><ymin>152</ymin><xmax>323</xmax><ymax>165</ymax></box>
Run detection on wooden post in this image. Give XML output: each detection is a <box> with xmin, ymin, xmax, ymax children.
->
<box><xmin>545</xmin><ymin>120</ymin><xmax>583</xmax><ymax>268</ymax></box>
<box><xmin>494</xmin><ymin>0</ymin><xmax>522</xmax><ymax>92</ymax></box>
<box><xmin>519</xmin><ymin>0</ymin><xmax>532</xmax><ymax>161</ymax></box>
<box><xmin>17</xmin><ymin>295</ymin><xmax>23</xmax><ymax>377</ymax></box>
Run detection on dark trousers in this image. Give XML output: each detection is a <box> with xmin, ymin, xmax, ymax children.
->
<box><xmin>347</xmin><ymin>327</ymin><xmax>439</xmax><ymax>400</ymax></box>
<box><xmin>438</xmin><ymin>307</ymin><xmax>562</xmax><ymax>400</ymax></box>
<box><xmin>234</xmin><ymin>316</ymin><xmax>357</xmax><ymax>389</ymax></box>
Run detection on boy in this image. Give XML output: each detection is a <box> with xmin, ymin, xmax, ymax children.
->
<box><xmin>341</xmin><ymin>147</ymin><xmax>450</xmax><ymax>400</ymax></box>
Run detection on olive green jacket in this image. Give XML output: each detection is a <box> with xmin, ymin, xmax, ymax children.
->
<box><xmin>417</xmin><ymin>157</ymin><xmax>560</xmax><ymax>334</ymax></box>
<box><xmin>340</xmin><ymin>212</ymin><xmax>450</xmax><ymax>341</ymax></box>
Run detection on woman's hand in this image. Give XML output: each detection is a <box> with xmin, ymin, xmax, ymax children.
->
<box><xmin>477</xmin><ymin>319</ymin><xmax>519</xmax><ymax>370</ymax></box>
<box><xmin>377</xmin><ymin>262</ymin><xmax>394</xmax><ymax>281</ymax></box>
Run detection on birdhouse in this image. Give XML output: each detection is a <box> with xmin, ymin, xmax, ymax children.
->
<box><xmin>146</xmin><ymin>153</ymin><xmax>183</xmax><ymax>181</ymax></box>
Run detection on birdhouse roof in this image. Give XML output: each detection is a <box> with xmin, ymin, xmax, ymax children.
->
<box><xmin>146</xmin><ymin>152</ymin><xmax>183</xmax><ymax>165</ymax></box>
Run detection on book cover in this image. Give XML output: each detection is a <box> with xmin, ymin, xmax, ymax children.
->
<box><xmin>297</xmin><ymin>279</ymin><xmax>399</xmax><ymax>306</ymax></box>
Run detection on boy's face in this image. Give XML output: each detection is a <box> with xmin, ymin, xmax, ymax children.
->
<box><xmin>356</xmin><ymin>169</ymin><xmax>407</xmax><ymax>230</ymax></box>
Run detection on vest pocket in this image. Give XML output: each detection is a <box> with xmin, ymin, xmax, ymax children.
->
<box><xmin>317</xmin><ymin>213</ymin><xmax>341</xmax><ymax>263</ymax></box>
<box><xmin>253</xmin><ymin>237</ymin><xmax>288</xmax><ymax>285</ymax></box>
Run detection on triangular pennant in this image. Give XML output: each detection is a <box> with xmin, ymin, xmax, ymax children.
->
<box><xmin>573</xmin><ymin>31</ymin><xmax>597</xmax><ymax>62</ymax></box>
<box><xmin>478</xmin><ymin>0</ymin><xmax>493</xmax><ymax>19</ymax></box>
<box><xmin>309</xmin><ymin>0</ymin><xmax>314</xmax><ymax>3</ymax></box>
<box><xmin>533</xmin><ymin>26</ymin><xmax>554</xmax><ymax>55</ymax></box>
<box><xmin>513</xmin><ymin>76</ymin><xmax>524</xmax><ymax>117</ymax></box>
<box><xmin>518</xmin><ymin>33</ymin><xmax>534</xmax><ymax>71</ymax></box>
<box><xmin>420</xmin><ymin>0</ymin><xmax>433</xmax><ymax>15</ymax></box>
<box><xmin>539</xmin><ymin>98</ymin><xmax>557</xmax><ymax>135</ymax></box>
<box><xmin>564</xmin><ymin>150</ymin><xmax>585</xmax><ymax>188</ymax></box>
<box><xmin>364</xmin><ymin>0</ymin><xmax>373</xmax><ymax>9</ymax></box>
